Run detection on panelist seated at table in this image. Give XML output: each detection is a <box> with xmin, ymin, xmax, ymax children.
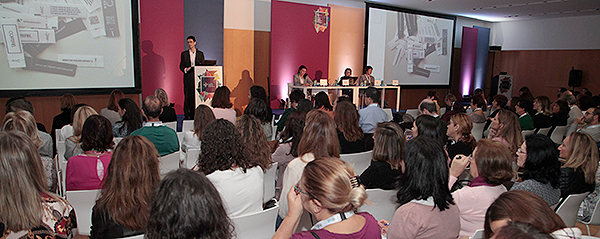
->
<box><xmin>293</xmin><ymin>65</ymin><xmax>312</xmax><ymax>86</ymax></box>
<box><xmin>339</xmin><ymin>67</ymin><xmax>358</xmax><ymax>86</ymax></box>
<box><xmin>357</xmin><ymin>65</ymin><xmax>375</xmax><ymax>86</ymax></box>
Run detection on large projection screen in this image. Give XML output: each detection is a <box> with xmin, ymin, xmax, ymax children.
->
<box><xmin>0</xmin><ymin>0</ymin><xmax>140</xmax><ymax>97</ymax></box>
<box><xmin>365</xmin><ymin>3</ymin><xmax>455</xmax><ymax>86</ymax></box>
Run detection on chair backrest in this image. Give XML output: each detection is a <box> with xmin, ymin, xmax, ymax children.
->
<box><xmin>383</xmin><ymin>108</ymin><xmax>393</xmax><ymax>122</ymax></box>
<box><xmin>113</xmin><ymin>137</ymin><xmax>123</xmax><ymax>148</ymax></box>
<box><xmin>358</xmin><ymin>189</ymin><xmax>397</xmax><ymax>221</ymax></box>
<box><xmin>521</xmin><ymin>130</ymin><xmax>535</xmax><ymax>140</ymax></box>
<box><xmin>551</xmin><ymin>126</ymin><xmax>568</xmax><ymax>145</ymax></box>
<box><xmin>176</xmin><ymin>132</ymin><xmax>184</xmax><ymax>145</ymax></box>
<box><xmin>470</xmin><ymin>229</ymin><xmax>484</xmax><ymax>239</ymax></box>
<box><xmin>536</xmin><ymin>127</ymin><xmax>552</xmax><ymax>136</ymax></box>
<box><xmin>555</xmin><ymin>192</ymin><xmax>590</xmax><ymax>227</ymax></box>
<box><xmin>231</xmin><ymin>205</ymin><xmax>279</xmax><ymax>239</ymax></box>
<box><xmin>185</xmin><ymin>148</ymin><xmax>201</xmax><ymax>169</ymax></box>
<box><xmin>116</xmin><ymin>234</ymin><xmax>144</xmax><ymax>239</ymax></box>
<box><xmin>405</xmin><ymin>109</ymin><xmax>419</xmax><ymax>119</ymax></box>
<box><xmin>55</xmin><ymin>129</ymin><xmax>61</xmax><ymax>149</ymax></box>
<box><xmin>182</xmin><ymin>120</ymin><xmax>194</xmax><ymax>132</ymax></box>
<box><xmin>263</xmin><ymin>162</ymin><xmax>278</xmax><ymax>204</ymax></box>
<box><xmin>472</xmin><ymin>123</ymin><xmax>486</xmax><ymax>141</ymax></box>
<box><xmin>440</xmin><ymin>107</ymin><xmax>447</xmax><ymax>116</ymax></box>
<box><xmin>57</xmin><ymin>141</ymin><xmax>66</xmax><ymax>162</ymax></box>
<box><xmin>579</xmin><ymin>194</ymin><xmax>600</xmax><ymax>225</ymax></box>
<box><xmin>159</xmin><ymin>152</ymin><xmax>180</xmax><ymax>175</ymax></box>
<box><xmin>340</xmin><ymin>150</ymin><xmax>373</xmax><ymax>175</ymax></box>
<box><xmin>66</xmin><ymin>189</ymin><xmax>101</xmax><ymax>236</ymax></box>
<box><xmin>164</xmin><ymin>121</ymin><xmax>177</xmax><ymax>132</ymax></box>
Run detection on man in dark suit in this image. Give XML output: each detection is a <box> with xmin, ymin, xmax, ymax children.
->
<box><xmin>179</xmin><ymin>35</ymin><xmax>204</xmax><ymax>119</ymax></box>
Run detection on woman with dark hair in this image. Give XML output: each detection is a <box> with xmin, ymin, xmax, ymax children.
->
<box><xmin>154</xmin><ymin>88</ymin><xmax>177</xmax><ymax>123</ymax></box>
<box><xmin>484</xmin><ymin>190</ymin><xmax>581</xmax><ymax>239</ymax></box>
<box><xmin>493</xmin><ymin>222</ymin><xmax>554</xmax><ymax>239</ymax></box>
<box><xmin>198</xmin><ymin>119</ymin><xmax>263</xmax><ymax>217</ymax></box>
<box><xmin>250</xmin><ymin>85</ymin><xmax>273</xmax><ymax>121</ymax></box>
<box><xmin>276</xmin><ymin>89</ymin><xmax>305</xmax><ymax>133</ymax></box>
<box><xmin>293</xmin><ymin>65</ymin><xmax>312</xmax><ymax>86</ymax></box>
<box><xmin>244</xmin><ymin>97</ymin><xmax>273</xmax><ymax>139</ymax></box>
<box><xmin>236</xmin><ymin>115</ymin><xmax>272</xmax><ymax>172</ymax></box>
<box><xmin>91</xmin><ymin>136</ymin><xmax>160</xmax><ymax>238</ymax></box>
<box><xmin>469</xmin><ymin>95</ymin><xmax>487</xmax><ymax>123</ymax></box>
<box><xmin>519</xmin><ymin>86</ymin><xmax>535</xmax><ymax>101</ymax></box>
<box><xmin>279</xmin><ymin>110</ymin><xmax>340</xmax><ymax>220</ymax></box>
<box><xmin>533</xmin><ymin>96</ymin><xmax>552</xmax><ymax>129</ymax></box>
<box><xmin>272</xmin><ymin>110</ymin><xmax>305</xmax><ymax>200</ymax></box>
<box><xmin>52</xmin><ymin>93</ymin><xmax>77</xmax><ymax>141</ymax></box>
<box><xmin>334</xmin><ymin>101</ymin><xmax>366</xmax><ymax>154</ymax></box>
<box><xmin>508</xmin><ymin>96</ymin><xmax>520</xmax><ymax>112</ymax></box>
<box><xmin>488</xmin><ymin>109</ymin><xmax>523</xmax><ymax>156</ymax></box>
<box><xmin>449</xmin><ymin>139</ymin><xmax>514</xmax><ymax>237</ymax></box>
<box><xmin>273</xmin><ymin>157</ymin><xmax>380</xmax><ymax>238</ymax></box>
<box><xmin>0</xmin><ymin>131</ymin><xmax>76</xmax><ymax>238</ymax></box>
<box><xmin>314</xmin><ymin>91</ymin><xmax>334</xmax><ymax>119</ymax></box>
<box><xmin>146</xmin><ymin>169</ymin><xmax>234</xmax><ymax>239</ymax></box>
<box><xmin>113</xmin><ymin>98</ymin><xmax>142</xmax><ymax>137</ymax></box>
<box><xmin>558</xmin><ymin>132</ymin><xmax>598</xmax><ymax>198</ymax></box>
<box><xmin>360</xmin><ymin>122</ymin><xmax>405</xmax><ymax>190</ymax></box>
<box><xmin>551</xmin><ymin>99</ymin><xmax>569</xmax><ymax>129</ymax></box>
<box><xmin>511</xmin><ymin>134</ymin><xmax>561</xmax><ymax>206</ymax></box>
<box><xmin>100</xmin><ymin>89</ymin><xmax>124</xmax><ymax>125</ymax></box>
<box><xmin>380</xmin><ymin>137</ymin><xmax>460</xmax><ymax>238</ymax></box>
<box><xmin>411</xmin><ymin>115</ymin><xmax>447</xmax><ymax>146</ymax></box>
<box><xmin>181</xmin><ymin>104</ymin><xmax>215</xmax><ymax>152</ymax></box>
<box><xmin>66</xmin><ymin>115</ymin><xmax>114</xmax><ymax>190</ymax></box>
<box><xmin>357</xmin><ymin>65</ymin><xmax>374</xmax><ymax>86</ymax></box>
<box><xmin>446</xmin><ymin>113</ymin><xmax>476</xmax><ymax>159</ymax></box>
<box><xmin>211</xmin><ymin>86</ymin><xmax>236</xmax><ymax>124</ymax></box>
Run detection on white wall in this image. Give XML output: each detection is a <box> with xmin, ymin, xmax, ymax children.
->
<box><xmin>224</xmin><ymin>0</ymin><xmax>271</xmax><ymax>31</ymax></box>
<box><xmin>454</xmin><ymin>17</ymin><xmax>493</xmax><ymax>48</ymax></box>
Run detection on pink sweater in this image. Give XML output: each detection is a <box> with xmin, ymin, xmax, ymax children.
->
<box><xmin>388</xmin><ymin>200</ymin><xmax>460</xmax><ymax>239</ymax></box>
<box><xmin>66</xmin><ymin>153</ymin><xmax>112</xmax><ymax>191</ymax></box>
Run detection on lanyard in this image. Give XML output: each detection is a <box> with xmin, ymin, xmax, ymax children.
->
<box><xmin>311</xmin><ymin>211</ymin><xmax>355</xmax><ymax>230</ymax></box>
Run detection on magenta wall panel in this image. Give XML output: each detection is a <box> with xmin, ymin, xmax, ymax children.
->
<box><xmin>270</xmin><ymin>0</ymin><xmax>330</xmax><ymax>103</ymax></box>
<box><xmin>459</xmin><ymin>27</ymin><xmax>479</xmax><ymax>99</ymax></box>
<box><xmin>139</xmin><ymin>0</ymin><xmax>184</xmax><ymax>112</ymax></box>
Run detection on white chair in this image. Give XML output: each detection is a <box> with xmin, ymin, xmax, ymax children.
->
<box><xmin>53</xmin><ymin>156</ymin><xmax>64</xmax><ymax>197</ymax></box>
<box><xmin>182</xmin><ymin>120</ymin><xmax>194</xmax><ymax>132</ymax></box>
<box><xmin>358</xmin><ymin>189</ymin><xmax>397</xmax><ymax>221</ymax></box>
<box><xmin>66</xmin><ymin>189</ymin><xmax>101</xmax><ymax>236</ymax></box>
<box><xmin>405</xmin><ymin>109</ymin><xmax>419</xmax><ymax>119</ymax></box>
<box><xmin>521</xmin><ymin>129</ymin><xmax>535</xmax><ymax>140</ymax></box>
<box><xmin>383</xmin><ymin>108</ymin><xmax>393</xmax><ymax>122</ymax></box>
<box><xmin>340</xmin><ymin>151</ymin><xmax>373</xmax><ymax>175</ymax></box>
<box><xmin>472</xmin><ymin>122</ymin><xmax>486</xmax><ymax>141</ymax></box>
<box><xmin>55</xmin><ymin>129</ymin><xmax>62</xmax><ymax>149</ymax></box>
<box><xmin>164</xmin><ymin>121</ymin><xmax>177</xmax><ymax>132</ymax></box>
<box><xmin>555</xmin><ymin>192</ymin><xmax>590</xmax><ymax>227</ymax></box>
<box><xmin>263</xmin><ymin>162</ymin><xmax>278</xmax><ymax>204</ymax></box>
<box><xmin>470</xmin><ymin>229</ymin><xmax>484</xmax><ymax>239</ymax></box>
<box><xmin>582</xmin><ymin>236</ymin><xmax>600</xmax><ymax>239</ymax></box>
<box><xmin>550</xmin><ymin>126</ymin><xmax>568</xmax><ymax>144</ymax></box>
<box><xmin>231</xmin><ymin>205</ymin><xmax>279</xmax><ymax>239</ymax></box>
<box><xmin>440</xmin><ymin>107</ymin><xmax>447</xmax><ymax>116</ymax></box>
<box><xmin>57</xmin><ymin>141</ymin><xmax>66</xmax><ymax>162</ymax></box>
<box><xmin>578</xmin><ymin>197</ymin><xmax>600</xmax><ymax>235</ymax></box>
<box><xmin>113</xmin><ymin>137</ymin><xmax>123</xmax><ymax>147</ymax></box>
<box><xmin>176</xmin><ymin>132</ymin><xmax>184</xmax><ymax>145</ymax></box>
<box><xmin>185</xmin><ymin>148</ymin><xmax>201</xmax><ymax>169</ymax></box>
<box><xmin>159</xmin><ymin>152</ymin><xmax>180</xmax><ymax>175</ymax></box>
<box><xmin>116</xmin><ymin>234</ymin><xmax>144</xmax><ymax>239</ymax></box>
<box><xmin>536</xmin><ymin>127</ymin><xmax>552</xmax><ymax>136</ymax></box>
<box><xmin>56</xmin><ymin>141</ymin><xmax>67</xmax><ymax>196</ymax></box>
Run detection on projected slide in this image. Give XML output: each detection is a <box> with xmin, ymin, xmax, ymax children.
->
<box><xmin>366</xmin><ymin>5</ymin><xmax>455</xmax><ymax>86</ymax></box>
<box><xmin>0</xmin><ymin>0</ymin><xmax>138</xmax><ymax>93</ymax></box>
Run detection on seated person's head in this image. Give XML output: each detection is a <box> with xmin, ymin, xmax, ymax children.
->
<box><xmin>193</xmin><ymin>105</ymin><xmax>216</xmax><ymax>140</ymax></box>
<box><xmin>199</xmin><ymin>119</ymin><xmax>251</xmax><ymax>174</ymax></box>
<box><xmin>280</xmin><ymin>110</ymin><xmax>306</xmax><ymax>157</ymax></box>
<box><xmin>418</xmin><ymin>100</ymin><xmax>437</xmax><ymax>116</ymax></box>
<box><xmin>142</xmin><ymin>95</ymin><xmax>162</xmax><ymax>119</ymax></box>
<box><xmin>447</xmin><ymin>113</ymin><xmax>475</xmax><ymax>147</ymax></box>
<box><xmin>373</xmin><ymin>122</ymin><xmax>405</xmax><ymax>170</ymax></box>
<box><xmin>314</xmin><ymin>92</ymin><xmax>333</xmax><ymax>111</ymax></box>
<box><xmin>364</xmin><ymin>87</ymin><xmax>380</xmax><ymax>103</ymax></box>
<box><xmin>334</xmin><ymin>101</ymin><xmax>363</xmax><ymax>141</ymax></box>
<box><xmin>5</xmin><ymin>97</ymin><xmax>33</xmax><ymax>114</ymax></box>
<box><xmin>412</xmin><ymin>115</ymin><xmax>446</xmax><ymax>146</ymax></box>
<box><xmin>493</xmin><ymin>94</ymin><xmax>509</xmax><ymax>110</ymax></box>
<box><xmin>518</xmin><ymin>134</ymin><xmax>560</xmax><ymax>188</ymax></box>
<box><xmin>558</xmin><ymin>132</ymin><xmax>599</xmax><ymax>185</ymax></box>
<box><xmin>72</xmin><ymin>106</ymin><xmax>98</xmax><ymax>137</ymax></box>
<box><xmin>492</xmin><ymin>222</ymin><xmax>553</xmax><ymax>239</ymax></box>
<box><xmin>146</xmin><ymin>169</ymin><xmax>234</xmax><ymax>239</ymax></box>
<box><xmin>211</xmin><ymin>86</ymin><xmax>233</xmax><ymax>109</ymax></box>
<box><xmin>244</xmin><ymin>98</ymin><xmax>270</xmax><ymax>123</ymax></box>
<box><xmin>80</xmin><ymin>115</ymin><xmax>114</xmax><ymax>152</ymax></box>
<box><xmin>298</xmin><ymin>110</ymin><xmax>339</xmax><ymax>158</ymax></box>
<box><xmin>471</xmin><ymin>139</ymin><xmax>514</xmax><ymax>185</ymax></box>
<box><xmin>153</xmin><ymin>88</ymin><xmax>170</xmax><ymax>107</ymax></box>
<box><xmin>444</xmin><ymin>93</ymin><xmax>457</xmax><ymax>106</ymax></box>
<box><xmin>471</xmin><ymin>95</ymin><xmax>487</xmax><ymax>111</ymax></box>
<box><xmin>296</xmin><ymin>99</ymin><xmax>313</xmax><ymax>113</ymax></box>
<box><xmin>289</xmin><ymin>89</ymin><xmax>305</xmax><ymax>105</ymax></box>
<box><xmin>2</xmin><ymin>111</ymin><xmax>43</xmax><ymax>148</ymax></box>
<box><xmin>516</xmin><ymin>99</ymin><xmax>534</xmax><ymax>116</ymax></box>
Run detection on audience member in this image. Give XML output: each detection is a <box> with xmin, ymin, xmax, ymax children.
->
<box><xmin>440</xmin><ymin>93</ymin><xmax>465</xmax><ymax>121</ymax></box>
<box><xmin>236</xmin><ymin>114</ymin><xmax>273</xmax><ymax>172</ymax></box>
<box><xmin>146</xmin><ymin>169</ymin><xmax>234</xmax><ymax>239</ymax></box>
<box><xmin>426</xmin><ymin>90</ymin><xmax>441</xmax><ymax>115</ymax></box>
<box><xmin>508</xmin><ymin>96</ymin><xmax>520</xmax><ymax>112</ymax></box>
<box><xmin>411</xmin><ymin>115</ymin><xmax>447</xmax><ymax>146</ymax></box>
<box><xmin>6</xmin><ymin>97</ymin><xmax>53</xmax><ymax>157</ymax></box>
<box><xmin>198</xmin><ymin>119</ymin><xmax>264</xmax><ymax>217</ymax></box>
<box><xmin>293</xmin><ymin>65</ymin><xmax>312</xmax><ymax>86</ymax></box>
<box><xmin>511</xmin><ymin>134</ymin><xmax>561</xmax><ymax>206</ymax></box>
<box><xmin>446</xmin><ymin>113</ymin><xmax>476</xmax><ymax>159</ymax></box>
<box><xmin>516</xmin><ymin>99</ymin><xmax>535</xmax><ymax>130</ymax></box>
<box><xmin>273</xmin><ymin>157</ymin><xmax>380</xmax><ymax>238</ymax></box>
<box><xmin>154</xmin><ymin>88</ymin><xmax>177</xmax><ymax>123</ymax></box>
<box><xmin>296</xmin><ymin>98</ymin><xmax>313</xmax><ymax>113</ymax></box>
<box><xmin>314</xmin><ymin>91</ymin><xmax>334</xmax><ymax>119</ymax></box>
<box><xmin>59</xmin><ymin>103</ymin><xmax>87</xmax><ymax>141</ymax></box>
<box><xmin>492</xmin><ymin>222</ymin><xmax>554</xmax><ymax>239</ymax></box>
<box><xmin>66</xmin><ymin>115</ymin><xmax>114</xmax><ymax>191</ymax></box>
<box><xmin>484</xmin><ymin>190</ymin><xmax>582</xmax><ymax>239</ymax></box>
<box><xmin>418</xmin><ymin>99</ymin><xmax>439</xmax><ymax>117</ymax></box>
<box><xmin>277</xmin><ymin>89</ymin><xmax>305</xmax><ymax>132</ymax></box>
<box><xmin>65</xmin><ymin>105</ymin><xmax>98</xmax><ymax>160</ymax></box>
<box><xmin>100</xmin><ymin>89</ymin><xmax>124</xmax><ymax>125</ymax></box>
<box><xmin>485</xmin><ymin>94</ymin><xmax>509</xmax><ymax>132</ymax></box>
<box><xmin>564</xmin><ymin>94</ymin><xmax>584</xmax><ymax>136</ymax></box>
<box><xmin>558</xmin><ymin>132</ymin><xmax>598</xmax><ymax>198</ymax></box>
<box><xmin>250</xmin><ymin>85</ymin><xmax>273</xmax><ymax>122</ymax></box>
<box><xmin>358</xmin><ymin>87</ymin><xmax>388</xmax><ymax>134</ymax></box>
<box><xmin>578</xmin><ymin>164</ymin><xmax>600</xmax><ymax>223</ymax></box>
<box><xmin>51</xmin><ymin>93</ymin><xmax>77</xmax><ymax>144</ymax></box>
<box><xmin>130</xmin><ymin>95</ymin><xmax>179</xmax><ymax>156</ymax></box>
<box><xmin>533</xmin><ymin>96</ymin><xmax>552</xmax><ymax>129</ymax></box>
<box><xmin>519</xmin><ymin>86</ymin><xmax>535</xmax><ymax>101</ymax></box>
<box><xmin>181</xmin><ymin>104</ymin><xmax>215</xmax><ymax>152</ymax></box>
<box><xmin>211</xmin><ymin>86</ymin><xmax>237</xmax><ymax>123</ymax></box>
<box><xmin>473</xmin><ymin>88</ymin><xmax>486</xmax><ymax>104</ymax></box>
<box><xmin>566</xmin><ymin>107</ymin><xmax>600</xmax><ymax>142</ymax></box>
<box><xmin>360</xmin><ymin>122</ymin><xmax>405</xmax><ymax>190</ymax></box>
<box><xmin>244</xmin><ymin>97</ymin><xmax>273</xmax><ymax>139</ymax></box>
<box><xmin>448</xmin><ymin>139</ymin><xmax>514</xmax><ymax>237</ymax></box>
<box><xmin>2</xmin><ymin>111</ymin><xmax>57</xmax><ymax>192</ymax></box>
<box><xmin>113</xmin><ymin>98</ymin><xmax>143</xmax><ymax>137</ymax></box>
<box><xmin>551</xmin><ymin>99</ymin><xmax>570</xmax><ymax>130</ymax></box>
<box><xmin>279</xmin><ymin>110</ymin><xmax>340</xmax><ymax>220</ymax></box>
<box><xmin>469</xmin><ymin>95</ymin><xmax>487</xmax><ymax>123</ymax></box>
<box><xmin>334</xmin><ymin>101</ymin><xmax>366</xmax><ymax>154</ymax></box>
<box><xmin>380</xmin><ymin>137</ymin><xmax>459</xmax><ymax>239</ymax></box>
<box><xmin>272</xmin><ymin>110</ymin><xmax>306</xmax><ymax>200</ymax></box>
<box><xmin>0</xmin><ymin>131</ymin><xmax>76</xmax><ymax>238</ymax></box>
<box><xmin>488</xmin><ymin>109</ymin><xmax>523</xmax><ymax>155</ymax></box>
<box><xmin>91</xmin><ymin>135</ymin><xmax>160</xmax><ymax>238</ymax></box>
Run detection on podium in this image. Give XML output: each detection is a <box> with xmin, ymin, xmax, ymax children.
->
<box><xmin>194</xmin><ymin>66</ymin><xmax>223</xmax><ymax>107</ymax></box>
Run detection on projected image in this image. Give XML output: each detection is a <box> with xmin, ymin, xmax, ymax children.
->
<box><xmin>0</xmin><ymin>0</ymin><xmax>137</xmax><ymax>91</ymax></box>
<box><xmin>367</xmin><ymin>6</ymin><xmax>454</xmax><ymax>86</ymax></box>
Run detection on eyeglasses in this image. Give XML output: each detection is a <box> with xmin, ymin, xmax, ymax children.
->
<box><xmin>517</xmin><ymin>148</ymin><xmax>526</xmax><ymax>154</ymax></box>
<box><xmin>294</xmin><ymin>182</ymin><xmax>309</xmax><ymax>196</ymax></box>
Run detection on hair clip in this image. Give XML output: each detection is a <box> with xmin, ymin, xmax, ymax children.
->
<box><xmin>350</xmin><ymin>176</ymin><xmax>360</xmax><ymax>188</ymax></box>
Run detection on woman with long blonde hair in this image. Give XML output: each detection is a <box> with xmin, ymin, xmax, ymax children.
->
<box><xmin>488</xmin><ymin>109</ymin><xmax>523</xmax><ymax>155</ymax></box>
<box><xmin>65</xmin><ymin>105</ymin><xmax>97</xmax><ymax>160</ymax></box>
<box><xmin>558</xmin><ymin>132</ymin><xmax>598</xmax><ymax>198</ymax></box>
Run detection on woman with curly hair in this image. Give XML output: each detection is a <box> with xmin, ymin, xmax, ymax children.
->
<box><xmin>236</xmin><ymin>114</ymin><xmax>272</xmax><ymax>172</ymax></box>
<box><xmin>198</xmin><ymin>119</ymin><xmax>263</xmax><ymax>217</ymax></box>
<box><xmin>272</xmin><ymin>110</ymin><xmax>306</xmax><ymax>200</ymax></box>
<box><xmin>334</xmin><ymin>101</ymin><xmax>366</xmax><ymax>154</ymax></box>
<box><xmin>113</xmin><ymin>98</ymin><xmax>143</xmax><ymax>138</ymax></box>
<box><xmin>211</xmin><ymin>86</ymin><xmax>236</xmax><ymax>124</ymax></box>
<box><xmin>91</xmin><ymin>136</ymin><xmax>160</xmax><ymax>238</ymax></box>
<box><xmin>487</xmin><ymin>109</ymin><xmax>523</xmax><ymax>155</ymax></box>
<box><xmin>66</xmin><ymin>115</ymin><xmax>114</xmax><ymax>190</ymax></box>
<box><xmin>558</xmin><ymin>132</ymin><xmax>598</xmax><ymax>198</ymax></box>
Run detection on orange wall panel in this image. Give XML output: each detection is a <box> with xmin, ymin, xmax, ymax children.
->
<box><xmin>328</xmin><ymin>4</ymin><xmax>365</xmax><ymax>82</ymax></box>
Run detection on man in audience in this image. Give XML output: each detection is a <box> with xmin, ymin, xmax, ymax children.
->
<box><xmin>566</xmin><ymin>107</ymin><xmax>600</xmax><ymax>142</ymax></box>
<box><xmin>5</xmin><ymin>97</ymin><xmax>53</xmax><ymax>157</ymax></box>
<box><xmin>131</xmin><ymin>95</ymin><xmax>179</xmax><ymax>156</ymax></box>
<box><xmin>359</xmin><ymin>87</ymin><xmax>388</xmax><ymax>134</ymax></box>
<box><xmin>515</xmin><ymin>99</ymin><xmax>534</xmax><ymax>130</ymax></box>
<box><xmin>564</xmin><ymin>94</ymin><xmax>583</xmax><ymax>136</ymax></box>
<box><xmin>418</xmin><ymin>99</ymin><xmax>439</xmax><ymax>118</ymax></box>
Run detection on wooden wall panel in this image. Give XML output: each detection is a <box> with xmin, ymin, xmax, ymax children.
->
<box><xmin>328</xmin><ymin>4</ymin><xmax>365</xmax><ymax>82</ymax></box>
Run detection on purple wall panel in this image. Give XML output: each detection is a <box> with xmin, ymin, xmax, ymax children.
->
<box><xmin>459</xmin><ymin>27</ymin><xmax>479</xmax><ymax>98</ymax></box>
